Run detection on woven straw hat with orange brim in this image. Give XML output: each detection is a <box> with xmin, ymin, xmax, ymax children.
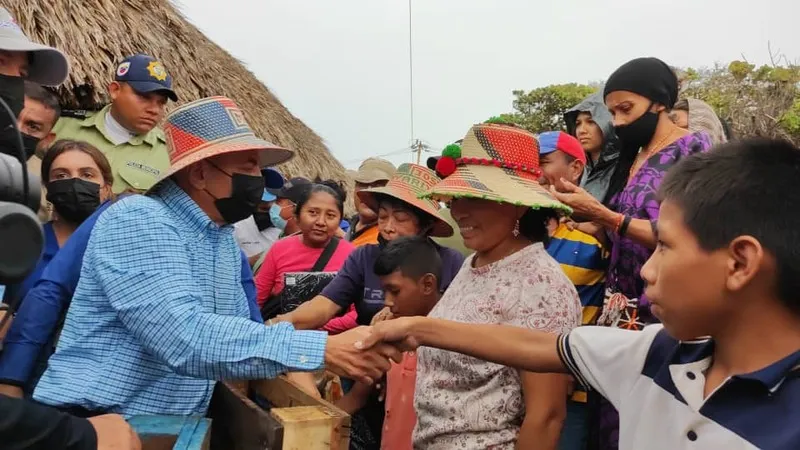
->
<box><xmin>425</xmin><ymin>122</ymin><xmax>571</xmax><ymax>215</ymax></box>
<box><xmin>148</xmin><ymin>96</ymin><xmax>294</xmax><ymax>192</ymax></box>
<box><xmin>357</xmin><ymin>163</ymin><xmax>454</xmax><ymax>238</ymax></box>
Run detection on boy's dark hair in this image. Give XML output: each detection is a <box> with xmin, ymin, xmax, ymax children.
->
<box><xmin>295</xmin><ymin>180</ymin><xmax>345</xmax><ymax>218</ymax></box>
<box><xmin>374</xmin><ymin>235</ymin><xmax>442</xmax><ymax>282</ymax></box>
<box><xmin>23</xmin><ymin>81</ymin><xmax>62</xmax><ymax>121</ymax></box>
<box><xmin>659</xmin><ymin>138</ymin><xmax>800</xmax><ymax>311</ymax></box>
<box><xmin>518</xmin><ymin>207</ymin><xmax>559</xmax><ymax>244</ymax></box>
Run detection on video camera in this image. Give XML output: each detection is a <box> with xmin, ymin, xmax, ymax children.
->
<box><xmin>0</xmin><ymin>96</ymin><xmax>43</xmax><ymax>285</ymax></box>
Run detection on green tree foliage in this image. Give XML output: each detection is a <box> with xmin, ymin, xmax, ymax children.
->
<box><xmin>679</xmin><ymin>61</ymin><xmax>800</xmax><ymax>143</ymax></box>
<box><xmin>500</xmin><ymin>83</ymin><xmax>597</xmax><ymax>133</ymax></box>
<box><xmin>501</xmin><ymin>59</ymin><xmax>800</xmax><ymax>144</ymax></box>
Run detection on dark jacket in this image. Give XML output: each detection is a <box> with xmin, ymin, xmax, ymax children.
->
<box><xmin>0</xmin><ymin>395</ymin><xmax>96</xmax><ymax>450</ymax></box>
<box><xmin>564</xmin><ymin>92</ymin><xmax>620</xmax><ymax>202</ymax></box>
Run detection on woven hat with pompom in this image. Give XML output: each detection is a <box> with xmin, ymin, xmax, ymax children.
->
<box><xmin>424</xmin><ymin>119</ymin><xmax>571</xmax><ymax>214</ymax></box>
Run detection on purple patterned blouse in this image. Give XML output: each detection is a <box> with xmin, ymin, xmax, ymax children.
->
<box><xmin>607</xmin><ymin>131</ymin><xmax>713</xmax><ymax>322</ymax></box>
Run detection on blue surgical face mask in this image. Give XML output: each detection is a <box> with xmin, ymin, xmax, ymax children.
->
<box><xmin>269</xmin><ymin>203</ymin><xmax>288</xmax><ymax>231</ymax></box>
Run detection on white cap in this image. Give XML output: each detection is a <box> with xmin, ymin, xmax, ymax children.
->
<box><xmin>0</xmin><ymin>8</ymin><xmax>68</xmax><ymax>86</ymax></box>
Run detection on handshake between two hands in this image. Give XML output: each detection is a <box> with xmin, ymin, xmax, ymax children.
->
<box><xmin>323</xmin><ymin>317</ymin><xmax>419</xmax><ymax>385</ymax></box>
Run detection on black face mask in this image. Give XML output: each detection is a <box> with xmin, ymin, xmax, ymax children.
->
<box><xmin>0</xmin><ymin>128</ymin><xmax>40</xmax><ymax>160</ymax></box>
<box><xmin>0</xmin><ymin>74</ymin><xmax>28</xmax><ymax>159</ymax></box>
<box><xmin>208</xmin><ymin>165</ymin><xmax>265</xmax><ymax>224</ymax></box>
<box><xmin>614</xmin><ymin>102</ymin><xmax>659</xmax><ymax>149</ymax></box>
<box><xmin>253</xmin><ymin>210</ymin><xmax>273</xmax><ymax>231</ymax></box>
<box><xmin>0</xmin><ymin>73</ymin><xmax>24</xmax><ymax>123</ymax></box>
<box><xmin>46</xmin><ymin>178</ymin><xmax>102</xmax><ymax>224</ymax></box>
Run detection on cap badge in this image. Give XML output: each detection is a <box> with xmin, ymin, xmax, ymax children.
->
<box><xmin>147</xmin><ymin>61</ymin><xmax>168</xmax><ymax>81</ymax></box>
<box><xmin>116</xmin><ymin>61</ymin><xmax>131</xmax><ymax>77</ymax></box>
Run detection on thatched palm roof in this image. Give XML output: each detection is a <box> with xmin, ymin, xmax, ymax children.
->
<box><xmin>10</xmin><ymin>0</ymin><xmax>348</xmax><ymax>184</ymax></box>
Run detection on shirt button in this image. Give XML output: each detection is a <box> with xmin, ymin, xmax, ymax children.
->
<box><xmin>687</xmin><ymin>430</ymin><xmax>698</xmax><ymax>441</ymax></box>
<box><xmin>299</xmin><ymin>355</ymin><xmax>308</xmax><ymax>364</ymax></box>
<box><xmin>686</xmin><ymin>371</ymin><xmax>696</xmax><ymax>380</ymax></box>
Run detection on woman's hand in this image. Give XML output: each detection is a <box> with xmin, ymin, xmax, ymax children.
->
<box><xmin>370</xmin><ymin>307</ymin><xmax>393</xmax><ymax>325</ymax></box>
<box><xmin>549</xmin><ymin>179</ymin><xmax>612</xmax><ymax>223</ymax></box>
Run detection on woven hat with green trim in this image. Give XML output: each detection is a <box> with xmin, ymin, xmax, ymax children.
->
<box><xmin>357</xmin><ymin>163</ymin><xmax>454</xmax><ymax>237</ymax></box>
<box><xmin>425</xmin><ymin>122</ymin><xmax>571</xmax><ymax>214</ymax></box>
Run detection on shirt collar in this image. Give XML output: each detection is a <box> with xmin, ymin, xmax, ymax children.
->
<box><xmin>155</xmin><ymin>179</ymin><xmax>225</xmax><ymax>237</ymax></box>
<box><xmin>734</xmin><ymin>349</ymin><xmax>800</xmax><ymax>392</ymax></box>
<box><xmin>673</xmin><ymin>338</ymin><xmax>800</xmax><ymax>391</ymax></box>
<box><xmin>80</xmin><ymin>104</ymin><xmax>166</xmax><ymax>147</ymax></box>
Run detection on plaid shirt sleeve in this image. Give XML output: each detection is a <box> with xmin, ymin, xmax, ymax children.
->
<box><xmin>88</xmin><ymin>202</ymin><xmax>327</xmax><ymax>380</ymax></box>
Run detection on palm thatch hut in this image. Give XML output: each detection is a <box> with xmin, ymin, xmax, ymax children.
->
<box><xmin>10</xmin><ymin>0</ymin><xmax>351</xmax><ymax>189</ymax></box>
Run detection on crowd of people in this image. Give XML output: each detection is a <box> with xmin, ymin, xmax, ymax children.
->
<box><xmin>1</xmin><ymin>6</ymin><xmax>799</xmax><ymax>450</ymax></box>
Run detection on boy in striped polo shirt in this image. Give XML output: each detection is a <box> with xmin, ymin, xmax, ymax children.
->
<box><xmin>539</xmin><ymin>131</ymin><xmax>609</xmax><ymax>450</ymax></box>
<box><xmin>365</xmin><ymin>138</ymin><xmax>800</xmax><ymax>449</ymax></box>
<box><xmin>539</xmin><ymin>131</ymin><xmax>609</xmax><ymax>325</ymax></box>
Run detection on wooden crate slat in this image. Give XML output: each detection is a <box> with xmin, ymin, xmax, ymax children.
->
<box><xmin>251</xmin><ymin>376</ymin><xmax>350</xmax><ymax>450</ymax></box>
<box><xmin>208</xmin><ymin>382</ymin><xmax>284</xmax><ymax>450</ymax></box>
<box><xmin>128</xmin><ymin>415</ymin><xmax>211</xmax><ymax>450</ymax></box>
<box><xmin>174</xmin><ymin>417</ymin><xmax>211</xmax><ymax>450</ymax></box>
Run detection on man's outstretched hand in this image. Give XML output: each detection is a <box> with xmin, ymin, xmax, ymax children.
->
<box><xmin>325</xmin><ymin>326</ymin><xmax>403</xmax><ymax>384</ymax></box>
<box><xmin>357</xmin><ymin>317</ymin><xmax>421</xmax><ymax>353</ymax></box>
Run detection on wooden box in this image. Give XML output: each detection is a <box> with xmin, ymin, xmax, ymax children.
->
<box><xmin>128</xmin><ymin>415</ymin><xmax>211</xmax><ymax>450</ymax></box>
<box><xmin>208</xmin><ymin>376</ymin><xmax>350</xmax><ymax>450</ymax></box>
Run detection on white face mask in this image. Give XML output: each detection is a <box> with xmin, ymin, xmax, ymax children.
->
<box><xmin>269</xmin><ymin>203</ymin><xmax>289</xmax><ymax>231</ymax></box>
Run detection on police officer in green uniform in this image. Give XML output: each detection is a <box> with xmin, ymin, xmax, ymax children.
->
<box><xmin>50</xmin><ymin>54</ymin><xmax>178</xmax><ymax>193</ymax></box>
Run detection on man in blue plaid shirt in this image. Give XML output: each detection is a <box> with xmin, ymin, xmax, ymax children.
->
<box><xmin>33</xmin><ymin>97</ymin><xmax>400</xmax><ymax>417</ymax></box>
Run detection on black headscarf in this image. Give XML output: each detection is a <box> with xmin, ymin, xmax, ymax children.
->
<box><xmin>603</xmin><ymin>57</ymin><xmax>679</xmax><ymax>108</ymax></box>
<box><xmin>600</xmin><ymin>57</ymin><xmax>679</xmax><ymax>205</ymax></box>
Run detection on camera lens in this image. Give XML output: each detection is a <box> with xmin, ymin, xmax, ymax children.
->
<box><xmin>0</xmin><ymin>152</ymin><xmax>41</xmax><ymax>212</ymax></box>
<box><xmin>0</xmin><ymin>201</ymin><xmax>43</xmax><ymax>284</ymax></box>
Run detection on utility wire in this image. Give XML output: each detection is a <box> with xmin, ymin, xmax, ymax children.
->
<box><xmin>408</xmin><ymin>0</ymin><xmax>414</xmax><ymax>144</ymax></box>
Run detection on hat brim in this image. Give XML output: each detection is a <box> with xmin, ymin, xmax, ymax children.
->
<box><xmin>261</xmin><ymin>168</ymin><xmax>285</xmax><ymax>190</ymax></box>
<box><xmin>147</xmin><ymin>135</ymin><xmax>294</xmax><ymax>193</ymax></box>
<box><xmin>421</xmin><ymin>165</ymin><xmax>572</xmax><ymax>215</ymax></box>
<box><xmin>261</xmin><ymin>190</ymin><xmax>277</xmax><ymax>202</ymax></box>
<box><xmin>2</xmin><ymin>38</ymin><xmax>69</xmax><ymax>86</ymax></box>
<box><xmin>353</xmin><ymin>171</ymin><xmax>392</xmax><ymax>184</ymax></box>
<box><xmin>127</xmin><ymin>80</ymin><xmax>178</xmax><ymax>102</ymax></box>
<box><xmin>357</xmin><ymin>187</ymin><xmax>454</xmax><ymax>238</ymax></box>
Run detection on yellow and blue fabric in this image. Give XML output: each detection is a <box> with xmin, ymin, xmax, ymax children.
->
<box><xmin>547</xmin><ymin>223</ymin><xmax>607</xmax><ymax>405</ymax></box>
<box><xmin>546</xmin><ymin>223</ymin><xmax>607</xmax><ymax>325</ymax></box>
<box><xmin>31</xmin><ymin>181</ymin><xmax>326</xmax><ymax>416</ymax></box>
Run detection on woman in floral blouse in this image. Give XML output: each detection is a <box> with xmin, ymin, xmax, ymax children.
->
<box><xmin>413</xmin><ymin>121</ymin><xmax>583</xmax><ymax>449</ymax></box>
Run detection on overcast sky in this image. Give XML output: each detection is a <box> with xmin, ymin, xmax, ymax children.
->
<box><xmin>177</xmin><ymin>0</ymin><xmax>798</xmax><ymax>169</ymax></box>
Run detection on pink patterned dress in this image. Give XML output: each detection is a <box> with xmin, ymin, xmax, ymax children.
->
<box><xmin>413</xmin><ymin>243</ymin><xmax>582</xmax><ymax>449</ymax></box>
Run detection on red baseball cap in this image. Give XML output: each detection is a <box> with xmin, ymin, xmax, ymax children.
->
<box><xmin>538</xmin><ymin>131</ymin><xmax>586</xmax><ymax>164</ymax></box>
